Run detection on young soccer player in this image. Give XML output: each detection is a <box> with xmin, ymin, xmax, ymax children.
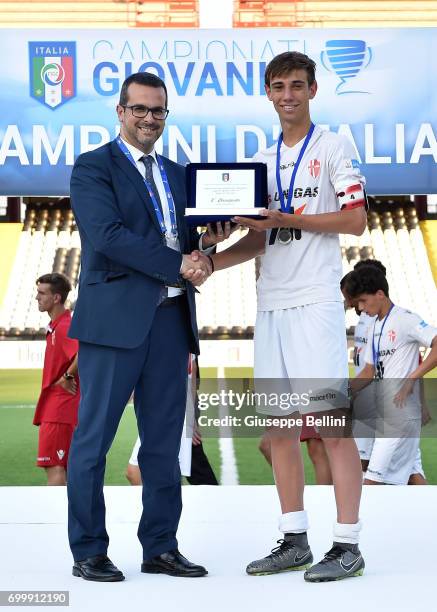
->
<box><xmin>33</xmin><ymin>273</ymin><xmax>79</xmax><ymax>485</ymax></box>
<box><xmin>209</xmin><ymin>51</ymin><xmax>368</xmax><ymax>581</ymax></box>
<box><xmin>342</xmin><ymin>260</ymin><xmax>428</xmax><ymax>483</ymax></box>
<box><xmin>344</xmin><ymin>266</ymin><xmax>437</xmax><ymax>485</ymax></box>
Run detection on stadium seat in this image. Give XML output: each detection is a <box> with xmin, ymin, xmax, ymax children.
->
<box><xmin>1</xmin><ymin>203</ymin><xmax>435</xmax><ymax>337</ymax></box>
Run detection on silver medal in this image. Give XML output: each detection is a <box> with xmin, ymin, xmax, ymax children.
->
<box><xmin>277</xmin><ymin>228</ymin><xmax>292</xmax><ymax>245</ymax></box>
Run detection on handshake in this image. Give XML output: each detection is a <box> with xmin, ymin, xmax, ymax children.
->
<box><xmin>181</xmin><ymin>251</ymin><xmax>213</xmax><ymax>287</ymax></box>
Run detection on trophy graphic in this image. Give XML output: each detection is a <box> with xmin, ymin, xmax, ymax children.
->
<box><xmin>321</xmin><ymin>40</ymin><xmax>372</xmax><ymax>95</ymax></box>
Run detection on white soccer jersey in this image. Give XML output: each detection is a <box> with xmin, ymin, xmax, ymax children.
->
<box><xmin>354</xmin><ymin>312</ymin><xmax>375</xmax><ymax>375</ymax></box>
<box><xmin>364</xmin><ymin>306</ymin><xmax>436</xmax><ymax>418</ymax></box>
<box><xmin>364</xmin><ymin>306</ymin><xmax>436</xmax><ymax>379</ymax></box>
<box><xmin>254</xmin><ymin>125</ymin><xmax>365</xmax><ymax>311</ymax></box>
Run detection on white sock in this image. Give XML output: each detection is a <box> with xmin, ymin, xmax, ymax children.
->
<box><xmin>279</xmin><ymin>510</ymin><xmax>309</xmax><ymax>534</ymax></box>
<box><xmin>333</xmin><ymin>520</ymin><xmax>362</xmax><ymax>545</ymax></box>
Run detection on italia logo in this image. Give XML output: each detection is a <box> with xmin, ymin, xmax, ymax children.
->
<box><xmin>29</xmin><ymin>41</ymin><xmax>76</xmax><ymax>109</ymax></box>
<box><xmin>308</xmin><ymin>159</ymin><xmax>320</xmax><ymax>178</ymax></box>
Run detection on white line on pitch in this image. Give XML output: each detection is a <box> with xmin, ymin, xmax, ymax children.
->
<box><xmin>217</xmin><ymin>366</ymin><xmax>239</xmax><ymax>485</ymax></box>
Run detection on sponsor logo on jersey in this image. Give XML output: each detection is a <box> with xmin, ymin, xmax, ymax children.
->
<box><xmin>308</xmin><ymin>159</ymin><xmax>321</xmax><ymax>178</ymax></box>
<box><xmin>354</xmin><ymin>336</ymin><xmax>367</xmax><ymax>344</ymax></box>
<box><xmin>345</xmin><ymin>158</ymin><xmax>361</xmax><ymax>169</ymax></box>
<box><xmin>280</xmin><ymin>161</ymin><xmax>295</xmax><ymax>170</ymax></box>
<box><xmin>419</xmin><ymin>320</ymin><xmax>429</xmax><ymax>328</ymax></box>
<box><xmin>388</xmin><ymin>329</ymin><xmax>396</xmax><ymax>342</ymax></box>
<box><xmin>273</xmin><ymin>186</ymin><xmax>318</xmax><ymax>202</ymax></box>
<box><xmin>379</xmin><ymin>348</ymin><xmax>396</xmax><ymax>357</ymax></box>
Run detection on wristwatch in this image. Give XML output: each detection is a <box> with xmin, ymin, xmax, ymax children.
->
<box><xmin>63</xmin><ymin>372</ymin><xmax>74</xmax><ymax>380</ymax></box>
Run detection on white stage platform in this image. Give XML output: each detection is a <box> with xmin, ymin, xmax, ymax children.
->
<box><xmin>0</xmin><ymin>485</ymin><xmax>435</xmax><ymax>612</ymax></box>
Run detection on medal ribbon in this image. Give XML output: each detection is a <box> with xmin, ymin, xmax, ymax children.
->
<box><xmin>372</xmin><ymin>303</ymin><xmax>395</xmax><ymax>378</ymax></box>
<box><xmin>116</xmin><ymin>137</ymin><xmax>177</xmax><ymax>236</ymax></box>
<box><xmin>275</xmin><ymin>122</ymin><xmax>315</xmax><ymax>214</ymax></box>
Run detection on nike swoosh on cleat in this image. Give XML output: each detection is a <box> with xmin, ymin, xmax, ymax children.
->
<box><xmin>295</xmin><ymin>550</ymin><xmax>311</xmax><ymax>563</ymax></box>
<box><xmin>340</xmin><ymin>556</ymin><xmax>362</xmax><ymax>572</ymax></box>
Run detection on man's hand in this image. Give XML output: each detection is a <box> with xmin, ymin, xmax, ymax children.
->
<box><xmin>181</xmin><ymin>253</ymin><xmax>212</xmax><ymax>286</ymax></box>
<box><xmin>233</xmin><ymin>209</ymin><xmax>288</xmax><ymax>232</ymax></box>
<box><xmin>54</xmin><ymin>375</ymin><xmax>77</xmax><ymax>395</ymax></box>
<box><xmin>201</xmin><ymin>222</ymin><xmax>239</xmax><ymax>247</ymax></box>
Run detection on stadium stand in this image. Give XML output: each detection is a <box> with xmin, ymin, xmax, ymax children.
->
<box><xmin>0</xmin><ymin>203</ymin><xmax>80</xmax><ymax>338</ymax></box>
<box><xmin>420</xmin><ymin>220</ymin><xmax>437</xmax><ymax>285</ymax></box>
<box><xmin>0</xmin><ymin>224</ymin><xmax>22</xmax><ymax>309</ymax></box>
<box><xmin>2</xmin><ymin>1</ymin><xmax>437</xmax><ymax>28</ymax></box>
<box><xmin>0</xmin><ymin>0</ymin><xmax>199</xmax><ymax>28</ymax></box>
<box><xmin>233</xmin><ymin>0</ymin><xmax>437</xmax><ymax>28</ymax></box>
<box><xmin>342</xmin><ymin>207</ymin><xmax>437</xmax><ymax>332</ymax></box>
<box><xmin>0</xmin><ymin>203</ymin><xmax>435</xmax><ymax>339</ymax></box>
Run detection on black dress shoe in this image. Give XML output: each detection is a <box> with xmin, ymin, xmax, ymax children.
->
<box><xmin>141</xmin><ymin>549</ymin><xmax>207</xmax><ymax>577</ymax></box>
<box><xmin>73</xmin><ymin>554</ymin><xmax>125</xmax><ymax>582</ymax></box>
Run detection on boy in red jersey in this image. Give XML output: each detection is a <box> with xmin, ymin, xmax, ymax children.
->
<box><xmin>33</xmin><ymin>273</ymin><xmax>79</xmax><ymax>485</ymax></box>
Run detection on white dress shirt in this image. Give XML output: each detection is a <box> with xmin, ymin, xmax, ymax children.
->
<box><xmin>120</xmin><ymin>137</ymin><xmax>213</xmax><ymax>297</ymax></box>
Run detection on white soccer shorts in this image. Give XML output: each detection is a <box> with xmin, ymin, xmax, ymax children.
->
<box><xmin>365</xmin><ymin>426</ymin><xmax>421</xmax><ymax>485</ymax></box>
<box><xmin>254</xmin><ymin>302</ymin><xmax>349</xmax><ymax>415</ymax></box>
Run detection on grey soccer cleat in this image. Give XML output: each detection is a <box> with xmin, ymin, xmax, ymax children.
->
<box><xmin>304</xmin><ymin>542</ymin><xmax>364</xmax><ymax>582</ymax></box>
<box><xmin>246</xmin><ymin>535</ymin><xmax>313</xmax><ymax>576</ymax></box>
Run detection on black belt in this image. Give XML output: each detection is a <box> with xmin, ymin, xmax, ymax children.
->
<box><xmin>159</xmin><ymin>294</ymin><xmax>186</xmax><ymax>308</ymax></box>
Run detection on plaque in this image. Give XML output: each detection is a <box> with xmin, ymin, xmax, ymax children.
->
<box><xmin>185</xmin><ymin>162</ymin><xmax>268</xmax><ymax>226</ymax></box>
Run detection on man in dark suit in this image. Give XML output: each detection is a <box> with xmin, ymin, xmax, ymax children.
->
<box><xmin>67</xmin><ymin>72</ymin><xmax>216</xmax><ymax>581</ymax></box>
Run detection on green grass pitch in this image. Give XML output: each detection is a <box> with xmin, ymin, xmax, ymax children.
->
<box><xmin>0</xmin><ymin>368</ymin><xmax>436</xmax><ymax>486</ymax></box>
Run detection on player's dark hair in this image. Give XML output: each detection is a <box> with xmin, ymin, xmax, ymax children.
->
<box><xmin>340</xmin><ymin>271</ymin><xmax>353</xmax><ymax>291</ymax></box>
<box><xmin>119</xmin><ymin>72</ymin><xmax>168</xmax><ymax>108</ymax></box>
<box><xmin>36</xmin><ymin>273</ymin><xmax>72</xmax><ymax>304</ymax></box>
<box><xmin>265</xmin><ymin>52</ymin><xmax>316</xmax><ymax>87</ymax></box>
<box><xmin>354</xmin><ymin>258</ymin><xmax>386</xmax><ymax>276</ymax></box>
<box><xmin>343</xmin><ymin>266</ymin><xmax>389</xmax><ymax>299</ymax></box>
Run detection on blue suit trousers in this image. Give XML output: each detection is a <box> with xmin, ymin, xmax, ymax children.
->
<box><xmin>67</xmin><ymin>299</ymin><xmax>190</xmax><ymax>561</ymax></box>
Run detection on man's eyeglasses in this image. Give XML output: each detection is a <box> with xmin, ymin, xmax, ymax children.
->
<box><xmin>122</xmin><ymin>105</ymin><xmax>169</xmax><ymax>120</ymax></box>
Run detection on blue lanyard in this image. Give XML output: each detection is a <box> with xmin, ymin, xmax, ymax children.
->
<box><xmin>116</xmin><ymin>137</ymin><xmax>177</xmax><ymax>236</ymax></box>
<box><xmin>275</xmin><ymin>122</ymin><xmax>315</xmax><ymax>214</ymax></box>
<box><xmin>372</xmin><ymin>303</ymin><xmax>395</xmax><ymax>371</ymax></box>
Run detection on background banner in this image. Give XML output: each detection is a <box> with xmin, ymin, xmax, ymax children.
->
<box><xmin>0</xmin><ymin>28</ymin><xmax>436</xmax><ymax>196</ymax></box>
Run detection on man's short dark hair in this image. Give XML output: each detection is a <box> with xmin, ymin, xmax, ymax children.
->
<box><xmin>119</xmin><ymin>72</ymin><xmax>168</xmax><ymax>108</ymax></box>
<box><xmin>36</xmin><ymin>273</ymin><xmax>72</xmax><ymax>304</ymax></box>
<box><xmin>354</xmin><ymin>258</ymin><xmax>386</xmax><ymax>276</ymax></box>
<box><xmin>265</xmin><ymin>52</ymin><xmax>316</xmax><ymax>87</ymax></box>
<box><xmin>343</xmin><ymin>266</ymin><xmax>389</xmax><ymax>299</ymax></box>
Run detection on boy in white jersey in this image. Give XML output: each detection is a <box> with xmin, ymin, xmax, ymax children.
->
<box><xmin>342</xmin><ymin>260</ymin><xmax>427</xmax><ymax>482</ymax></box>
<box><xmin>208</xmin><ymin>52</ymin><xmax>368</xmax><ymax>582</ymax></box>
<box><xmin>344</xmin><ymin>266</ymin><xmax>437</xmax><ymax>485</ymax></box>
<box><xmin>342</xmin><ymin>262</ymin><xmax>378</xmax><ymax>462</ymax></box>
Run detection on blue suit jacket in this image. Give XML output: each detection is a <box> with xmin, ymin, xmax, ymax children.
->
<box><xmin>69</xmin><ymin>139</ymin><xmax>199</xmax><ymax>352</ymax></box>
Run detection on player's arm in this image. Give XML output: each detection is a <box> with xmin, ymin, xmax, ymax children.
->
<box><xmin>236</xmin><ymin>206</ymin><xmax>367</xmax><ymax>236</ymax></box>
<box><xmin>350</xmin><ymin>362</ymin><xmax>375</xmax><ymax>395</ymax></box>
<box><xmin>394</xmin><ymin>335</ymin><xmax>437</xmax><ymax>408</ymax></box>
<box><xmin>210</xmin><ymin>230</ymin><xmax>265</xmax><ymax>272</ymax></box>
<box><xmin>54</xmin><ymin>354</ymin><xmax>78</xmax><ymax>395</ymax></box>
<box><xmin>65</xmin><ymin>354</ymin><xmax>78</xmax><ymax>378</ymax></box>
<box><xmin>404</xmin><ymin>336</ymin><xmax>437</xmax><ymax>380</ymax></box>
